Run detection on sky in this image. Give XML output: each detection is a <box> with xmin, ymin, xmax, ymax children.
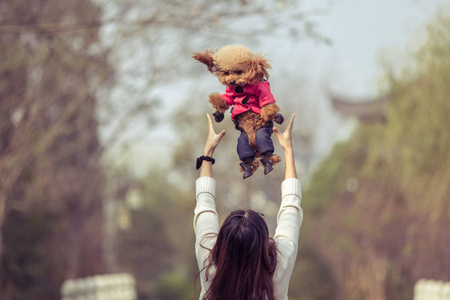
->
<box><xmin>299</xmin><ymin>0</ymin><xmax>447</xmax><ymax>96</ymax></box>
<box><xmin>278</xmin><ymin>0</ymin><xmax>450</xmax><ymax>166</ymax></box>
<box><xmin>117</xmin><ymin>0</ymin><xmax>449</xmax><ymax>176</ymax></box>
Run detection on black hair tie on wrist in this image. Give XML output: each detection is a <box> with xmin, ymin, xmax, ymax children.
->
<box><xmin>196</xmin><ymin>155</ymin><xmax>215</xmax><ymax>170</ymax></box>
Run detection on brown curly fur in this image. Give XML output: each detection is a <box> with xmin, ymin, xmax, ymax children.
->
<box><xmin>208</xmin><ymin>92</ymin><xmax>229</xmax><ymax>114</ymax></box>
<box><xmin>193</xmin><ymin>44</ymin><xmax>282</xmax><ymax>174</ymax></box>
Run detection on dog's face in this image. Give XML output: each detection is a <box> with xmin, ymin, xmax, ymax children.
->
<box><xmin>192</xmin><ymin>44</ymin><xmax>271</xmax><ymax>86</ymax></box>
<box><xmin>212</xmin><ymin>45</ymin><xmax>253</xmax><ymax>86</ymax></box>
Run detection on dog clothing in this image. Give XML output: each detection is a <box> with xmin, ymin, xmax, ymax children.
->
<box><xmin>221</xmin><ymin>81</ymin><xmax>277</xmax><ymax>162</ymax></box>
<box><xmin>221</xmin><ymin>80</ymin><xmax>276</xmax><ymax>120</ymax></box>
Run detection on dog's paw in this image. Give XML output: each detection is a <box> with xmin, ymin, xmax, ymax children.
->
<box><xmin>274</xmin><ymin>113</ymin><xmax>284</xmax><ymax>124</ymax></box>
<box><xmin>208</xmin><ymin>92</ymin><xmax>228</xmax><ymax>110</ymax></box>
<box><xmin>213</xmin><ymin>111</ymin><xmax>225</xmax><ymax>122</ymax></box>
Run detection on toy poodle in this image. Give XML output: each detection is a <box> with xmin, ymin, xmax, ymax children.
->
<box><xmin>193</xmin><ymin>44</ymin><xmax>284</xmax><ymax>179</ymax></box>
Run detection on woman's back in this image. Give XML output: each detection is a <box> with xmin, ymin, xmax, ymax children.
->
<box><xmin>194</xmin><ymin>113</ymin><xmax>301</xmax><ymax>300</ymax></box>
<box><xmin>194</xmin><ymin>177</ymin><xmax>302</xmax><ymax>300</ymax></box>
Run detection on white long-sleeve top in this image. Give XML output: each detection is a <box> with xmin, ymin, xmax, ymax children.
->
<box><xmin>194</xmin><ymin>177</ymin><xmax>303</xmax><ymax>300</ymax></box>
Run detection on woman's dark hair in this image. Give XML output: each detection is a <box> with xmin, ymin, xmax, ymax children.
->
<box><xmin>202</xmin><ymin>209</ymin><xmax>277</xmax><ymax>300</ymax></box>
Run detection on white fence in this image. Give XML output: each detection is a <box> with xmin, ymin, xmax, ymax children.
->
<box><xmin>61</xmin><ymin>273</ymin><xmax>136</xmax><ymax>300</ymax></box>
<box><xmin>414</xmin><ymin>279</ymin><xmax>450</xmax><ymax>300</ymax></box>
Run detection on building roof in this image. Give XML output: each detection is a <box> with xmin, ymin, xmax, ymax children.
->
<box><xmin>330</xmin><ymin>93</ymin><xmax>391</xmax><ymax>123</ymax></box>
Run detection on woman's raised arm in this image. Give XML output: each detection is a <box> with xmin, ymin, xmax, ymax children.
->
<box><xmin>198</xmin><ymin>113</ymin><xmax>226</xmax><ymax>178</ymax></box>
<box><xmin>273</xmin><ymin>113</ymin><xmax>297</xmax><ymax>179</ymax></box>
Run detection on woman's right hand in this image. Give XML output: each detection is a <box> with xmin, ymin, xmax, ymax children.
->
<box><xmin>273</xmin><ymin>113</ymin><xmax>295</xmax><ymax>152</ymax></box>
<box><xmin>274</xmin><ymin>113</ymin><xmax>297</xmax><ymax>179</ymax></box>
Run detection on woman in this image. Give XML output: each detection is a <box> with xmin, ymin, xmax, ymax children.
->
<box><xmin>194</xmin><ymin>113</ymin><xmax>302</xmax><ymax>300</ymax></box>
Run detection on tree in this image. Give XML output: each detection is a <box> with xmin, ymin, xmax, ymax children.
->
<box><xmin>299</xmin><ymin>6</ymin><xmax>450</xmax><ymax>300</ymax></box>
<box><xmin>97</xmin><ymin>0</ymin><xmax>329</xmax><ymax>159</ymax></box>
<box><xmin>0</xmin><ymin>0</ymin><xmax>112</xmax><ymax>298</ymax></box>
<box><xmin>0</xmin><ymin>0</ymin><xmax>329</xmax><ymax>298</ymax></box>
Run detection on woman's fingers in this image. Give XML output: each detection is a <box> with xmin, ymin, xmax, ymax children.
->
<box><xmin>286</xmin><ymin>113</ymin><xmax>296</xmax><ymax>133</ymax></box>
<box><xmin>206</xmin><ymin>114</ymin><xmax>226</xmax><ymax>145</ymax></box>
<box><xmin>207</xmin><ymin>113</ymin><xmax>214</xmax><ymax>131</ymax></box>
<box><xmin>273</xmin><ymin>113</ymin><xmax>295</xmax><ymax>136</ymax></box>
<box><xmin>218</xmin><ymin>130</ymin><xmax>226</xmax><ymax>140</ymax></box>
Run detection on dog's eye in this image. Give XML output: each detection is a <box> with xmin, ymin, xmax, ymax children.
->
<box><xmin>235</xmin><ymin>70</ymin><xmax>243</xmax><ymax>75</ymax></box>
<box><xmin>223</xmin><ymin>72</ymin><xmax>229</xmax><ymax>76</ymax></box>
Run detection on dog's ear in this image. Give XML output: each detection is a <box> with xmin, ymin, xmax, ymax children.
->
<box><xmin>192</xmin><ymin>48</ymin><xmax>216</xmax><ymax>73</ymax></box>
<box><xmin>247</xmin><ymin>53</ymin><xmax>271</xmax><ymax>83</ymax></box>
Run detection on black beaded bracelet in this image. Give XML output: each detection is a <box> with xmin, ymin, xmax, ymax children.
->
<box><xmin>196</xmin><ymin>155</ymin><xmax>215</xmax><ymax>170</ymax></box>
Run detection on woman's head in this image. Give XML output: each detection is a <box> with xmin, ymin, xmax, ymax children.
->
<box><xmin>203</xmin><ymin>209</ymin><xmax>277</xmax><ymax>300</ymax></box>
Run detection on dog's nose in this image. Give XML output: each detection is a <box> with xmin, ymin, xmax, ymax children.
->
<box><xmin>230</xmin><ymin>80</ymin><xmax>235</xmax><ymax>85</ymax></box>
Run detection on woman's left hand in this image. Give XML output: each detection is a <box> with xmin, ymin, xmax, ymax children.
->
<box><xmin>203</xmin><ymin>113</ymin><xmax>226</xmax><ymax>156</ymax></box>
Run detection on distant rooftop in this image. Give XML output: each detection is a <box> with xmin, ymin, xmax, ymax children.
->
<box><xmin>330</xmin><ymin>93</ymin><xmax>391</xmax><ymax>123</ymax></box>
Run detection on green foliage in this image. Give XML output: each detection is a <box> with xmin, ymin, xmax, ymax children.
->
<box><xmin>151</xmin><ymin>273</ymin><xmax>195</xmax><ymax>300</ymax></box>
<box><xmin>116</xmin><ymin>169</ymin><xmax>198</xmax><ymax>300</ymax></box>
<box><xmin>3</xmin><ymin>208</ymin><xmax>67</xmax><ymax>300</ymax></box>
<box><xmin>294</xmin><ymin>7</ymin><xmax>450</xmax><ymax>300</ymax></box>
<box><xmin>1</xmin><ymin>0</ymin><xmax>111</xmax><ymax>298</ymax></box>
<box><xmin>289</xmin><ymin>244</ymin><xmax>339</xmax><ymax>300</ymax></box>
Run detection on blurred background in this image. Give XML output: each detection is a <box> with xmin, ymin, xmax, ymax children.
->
<box><xmin>1</xmin><ymin>0</ymin><xmax>450</xmax><ymax>299</ymax></box>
